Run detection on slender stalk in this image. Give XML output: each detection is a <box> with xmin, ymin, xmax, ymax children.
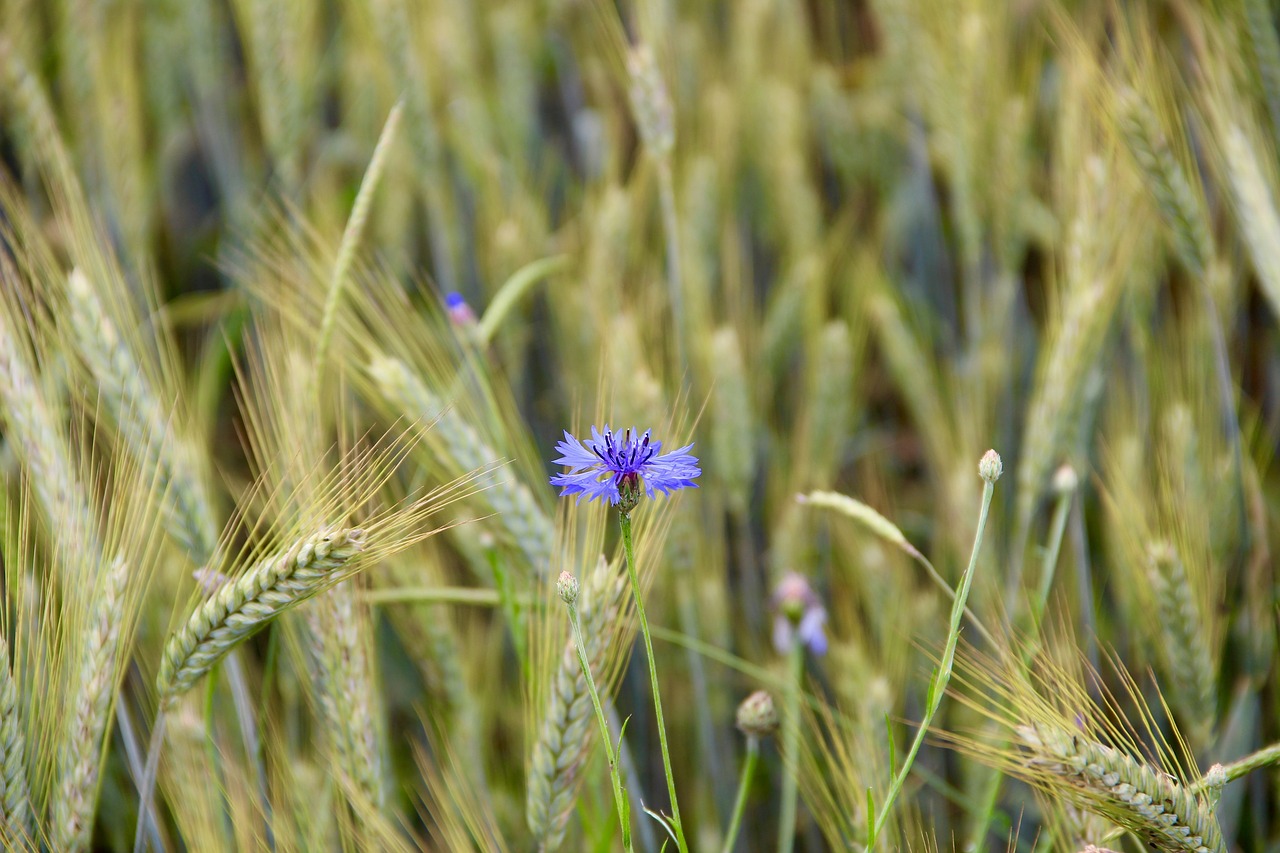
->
<box><xmin>721</xmin><ymin>737</ymin><xmax>759</xmax><ymax>853</ymax></box>
<box><xmin>608</xmin><ymin>701</ymin><xmax>657</xmax><ymax>853</ymax></box>
<box><xmin>870</xmin><ymin>474</ymin><xmax>997</xmax><ymax>846</ymax></box>
<box><xmin>619</xmin><ymin>512</ymin><xmax>687</xmax><ymax>852</ymax></box>
<box><xmin>1192</xmin><ymin>742</ymin><xmax>1280</xmax><ymax>792</ymax></box>
<box><xmin>970</xmin><ymin>478</ymin><xmax>1074</xmax><ymax>849</ymax></box>
<box><xmin>133</xmin><ymin>710</ymin><xmax>169</xmax><ymax>853</ymax></box>
<box><xmin>1030</xmin><ymin>483</ymin><xmax>1074</xmax><ymax>631</ymax></box>
<box><xmin>776</xmin><ymin>643</ymin><xmax>805</xmax><ymax>853</ymax></box>
<box><xmin>365</xmin><ymin>587</ymin><xmax>506</xmax><ymax>606</ymax></box>
<box><xmin>567</xmin><ymin>604</ymin><xmax>632</xmax><ymax>851</ymax></box>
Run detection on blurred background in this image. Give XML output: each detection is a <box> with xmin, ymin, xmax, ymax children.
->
<box><xmin>0</xmin><ymin>0</ymin><xmax>1279</xmax><ymax>850</ymax></box>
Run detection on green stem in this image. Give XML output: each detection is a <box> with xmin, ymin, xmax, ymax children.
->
<box><xmin>870</xmin><ymin>478</ymin><xmax>996</xmax><ymax>847</ymax></box>
<box><xmin>567</xmin><ymin>605</ymin><xmax>632</xmax><ymax>852</ymax></box>
<box><xmin>1192</xmin><ymin>741</ymin><xmax>1280</xmax><ymax>792</ymax></box>
<box><xmin>777</xmin><ymin>643</ymin><xmax>805</xmax><ymax>853</ymax></box>
<box><xmin>364</xmin><ymin>587</ymin><xmax>510</xmax><ymax>606</ymax></box>
<box><xmin>1029</xmin><ymin>484</ymin><xmax>1074</xmax><ymax>634</ymax></box>
<box><xmin>721</xmin><ymin>737</ymin><xmax>759</xmax><ymax>853</ymax></box>
<box><xmin>969</xmin><ymin>481</ymin><xmax>1074</xmax><ymax>848</ymax></box>
<box><xmin>619</xmin><ymin>511</ymin><xmax>688</xmax><ymax>853</ymax></box>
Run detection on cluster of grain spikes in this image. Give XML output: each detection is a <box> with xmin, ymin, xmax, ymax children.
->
<box><xmin>1017</xmin><ymin>724</ymin><xmax>1224</xmax><ymax>853</ymax></box>
<box><xmin>943</xmin><ymin>637</ymin><xmax>1233</xmax><ymax>853</ymax></box>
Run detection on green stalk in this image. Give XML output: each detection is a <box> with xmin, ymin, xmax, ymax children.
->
<box><xmin>968</xmin><ymin>478</ymin><xmax>1074</xmax><ymax>849</ymax></box>
<box><xmin>567</xmin><ymin>603</ymin><xmax>632</xmax><ymax>851</ymax></box>
<box><xmin>619</xmin><ymin>511</ymin><xmax>688</xmax><ymax>852</ymax></box>
<box><xmin>869</xmin><ymin>470</ymin><xmax>997</xmax><ymax>846</ymax></box>
<box><xmin>777</xmin><ymin>643</ymin><xmax>805</xmax><ymax>853</ymax></box>
<box><xmin>721</xmin><ymin>737</ymin><xmax>760</xmax><ymax>853</ymax></box>
<box><xmin>1029</xmin><ymin>481</ymin><xmax>1075</xmax><ymax>633</ymax></box>
<box><xmin>1192</xmin><ymin>741</ymin><xmax>1280</xmax><ymax>792</ymax></box>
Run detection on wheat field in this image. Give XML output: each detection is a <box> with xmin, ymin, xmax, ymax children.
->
<box><xmin>0</xmin><ymin>0</ymin><xmax>1277</xmax><ymax>850</ymax></box>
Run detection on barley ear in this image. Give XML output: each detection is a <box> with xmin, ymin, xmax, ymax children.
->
<box><xmin>157</xmin><ymin>526</ymin><xmax>366</xmax><ymax>702</ymax></box>
<box><xmin>368</xmin><ymin>354</ymin><xmax>553</xmax><ymax>577</ymax></box>
<box><xmin>526</xmin><ymin>558</ymin><xmax>627</xmax><ymax>850</ymax></box>
<box><xmin>0</xmin><ymin>634</ymin><xmax>33</xmax><ymax>846</ymax></box>
<box><xmin>51</xmin><ymin>556</ymin><xmax>129</xmax><ymax>852</ymax></box>
<box><xmin>1018</xmin><ymin>723</ymin><xmax>1226</xmax><ymax>853</ymax></box>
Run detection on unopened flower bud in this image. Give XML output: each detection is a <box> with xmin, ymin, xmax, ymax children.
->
<box><xmin>735</xmin><ymin>690</ymin><xmax>778</xmax><ymax>738</ymax></box>
<box><xmin>557</xmin><ymin>571</ymin><xmax>580</xmax><ymax>606</ymax></box>
<box><xmin>1203</xmin><ymin>763</ymin><xmax>1228</xmax><ymax>808</ymax></box>
<box><xmin>1052</xmin><ymin>463</ymin><xmax>1078</xmax><ymax>495</ymax></box>
<box><xmin>979</xmin><ymin>449</ymin><xmax>1003</xmax><ymax>483</ymax></box>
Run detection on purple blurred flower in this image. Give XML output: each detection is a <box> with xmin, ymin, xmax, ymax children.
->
<box><xmin>772</xmin><ymin>572</ymin><xmax>827</xmax><ymax>656</ymax></box>
<box><xmin>550</xmin><ymin>425</ymin><xmax>700</xmax><ymax>511</ymax></box>
<box><xmin>444</xmin><ymin>291</ymin><xmax>476</xmax><ymax>325</ymax></box>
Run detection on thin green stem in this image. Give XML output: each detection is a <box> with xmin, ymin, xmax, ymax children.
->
<box><xmin>1029</xmin><ymin>484</ymin><xmax>1074</xmax><ymax>633</ymax></box>
<box><xmin>619</xmin><ymin>511</ymin><xmax>688</xmax><ymax>853</ymax></box>
<box><xmin>721</xmin><ymin>737</ymin><xmax>759</xmax><ymax>853</ymax></box>
<box><xmin>870</xmin><ymin>478</ymin><xmax>996</xmax><ymax>847</ymax></box>
<box><xmin>777</xmin><ymin>643</ymin><xmax>805</xmax><ymax>853</ymax></box>
<box><xmin>567</xmin><ymin>605</ymin><xmax>632</xmax><ymax>852</ymax></box>
<box><xmin>969</xmin><ymin>480</ymin><xmax>1074</xmax><ymax>848</ymax></box>
<box><xmin>1192</xmin><ymin>741</ymin><xmax>1280</xmax><ymax>792</ymax></box>
<box><xmin>364</xmin><ymin>587</ymin><xmax>511</xmax><ymax>606</ymax></box>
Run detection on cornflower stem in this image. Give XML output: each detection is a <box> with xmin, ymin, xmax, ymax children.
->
<box><xmin>567</xmin><ymin>602</ymin><xmax>632</xmax><ymax>852</ymax></box>
<box><xmin>777</xmin><ymin>643</ymin><xmax>805</xmax><ymax>853</ymax></box>
<box><xmin>721</xmin><ymin>736</ymin><xmax>760</xmax><ymax>853</ymax></box>
<box><xmin>968</xmin><ymin>482</ymin><xmax>1073</xmax><ymax>849</ymax></box>
<box><xmin>619</xmin><ymin>511</ymin><xmax>688</xmax><ymax>853</ymax></box>
<box><xmin>870</xmin><ymin>477</ymin><xmax>996</xmax><ymax>847</ymax></box>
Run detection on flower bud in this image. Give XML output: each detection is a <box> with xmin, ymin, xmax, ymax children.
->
<box><xmin>1052</xmin><ymin>463</ymin><xmax>1078</xmax><ymax>494</ymax></box>
<box><xmin>557</xmin><ymin>571</ymin><xmax>580</xmax><ymax>606</ymax></box>
<box><xmin>735</xmin><ymin>690</ymin><xmax>779</xmax><ymax>738</ymax></box>
<box><xmin>979</xmin><ymin>449</ymin><xmax>1003</xmax><ymax>483</ymax></box>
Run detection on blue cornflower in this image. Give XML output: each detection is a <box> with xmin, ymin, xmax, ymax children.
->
<box><xmin>550</xmin><ymin>425</ymin><xmax>700</xmax><ymax>512</ymax></box>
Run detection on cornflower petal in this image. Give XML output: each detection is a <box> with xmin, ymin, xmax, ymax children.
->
<box><xmin>548</xmin><ymin>425</ymin><xmax>700</xmax><ymax>507</ymax></box>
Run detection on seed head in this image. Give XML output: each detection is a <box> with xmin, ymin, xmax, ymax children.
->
<box><xmin>735</xmin><ymin>690</ymin><xmax>779</xmax><ymax>738</ymax></box>
<box><xmin>979</xmin><ymin>449</ymin><xmax>1003</xmax><ymax>483</ymax></box>
<box><xmin>556</xmin><ymin>571</ymin><xmax>580</xmax><ymax>606</ymax></box>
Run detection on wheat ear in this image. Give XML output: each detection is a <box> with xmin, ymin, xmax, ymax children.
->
<box><xmin>1219</xmin><ymin>124</ymin><xmax>1280</xmax><ymax>321</ymax></box>
<box><xmin>0</xmin><ymin>634</ymin><xmax>32</xmax><ymax>845</ymax></box>
<box><xmin>303</xmin><ymin>583</ymin><xmax>389</xmax><ymax>812</ymax></box>
<box><xmin>1018</xmin><ymin>724</ymin><xmax>1226</xmax><ymax>853</ymax></box>
<box><xmin>1114</xmin><ymin>89</ymin><xmax>1214</xmax><ymax>278</ymax></box>
<box><xmin>0</xmin><ymin>296</ymin><xmax>102</xmax><ymax>575</ymax></box>
<box><xmin>51</xmin><ymin>556</ymin><xmax>129</xmax><ymax>852</ymax></box>
<box><xmin>157</xmin><ymin>526</ymin><xmax>366</xmax><ymax>702</ymax></box>
<box><xmin>369</xmin><ymin>354</ymin><xmax>553</xmax><ymax>576</ymax></box>
<box><xmin>527</xmin><ymin>559</ymin><xmax>627</xmax><ymax>850</ymax></box>
<box><xmin>66</xmin><ymin>269</ymin><xmax>219</xmax><ymax>562</ymax></box>
<box><xmin>1146</xmin><ymin>543</ymin><xmax>1217</xmax><ymax>748</ymax></box>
